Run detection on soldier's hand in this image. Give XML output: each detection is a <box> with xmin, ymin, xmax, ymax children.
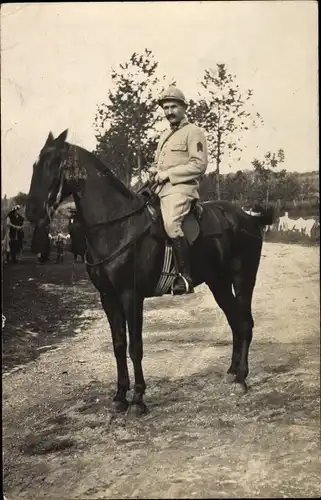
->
<box><xmin>154</xmin><ymin>171</ymin><xmax>169</xmax><ymax>184</ymax></box>
<box><xmin>148</xmin><ymin>166</ymin><xmax>158</xmax><ymax>180</ymax></box>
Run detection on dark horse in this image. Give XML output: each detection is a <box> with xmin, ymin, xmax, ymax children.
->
<box><xmin>26</xmin><ymin>130</ymin><xmax>274</xmax><ymax>416</ymax></box>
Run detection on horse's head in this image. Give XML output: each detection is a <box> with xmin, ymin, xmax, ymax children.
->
<box><xmin>26</xmin><ymin>130</ymin><xmax>69</xmax><ymax>224</ymax></box>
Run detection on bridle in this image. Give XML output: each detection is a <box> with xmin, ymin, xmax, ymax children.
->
<box><xmin>45</xmin><ymin>157</ymin><xmax>67</xmax><ymax>223</ymax></box>
<box><xmin>43</xmin><ymin>150</ymin><xmax>157</xmax><ymax>267</ymax></box>
<box><xmin>83</xmin><ymin>182</ymin><xmax>157</xmax><ymax>267</ymax></box>
<box><xmin>83</xmin><ymin>183</ymin><xmax>161</xmax><ymax>267</ymax></box>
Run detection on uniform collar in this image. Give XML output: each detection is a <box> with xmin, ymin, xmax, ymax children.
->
<box><xmin>170</xmin><ymin>116</ymin><xmax>189</xmax><ymax>131</ymax></box>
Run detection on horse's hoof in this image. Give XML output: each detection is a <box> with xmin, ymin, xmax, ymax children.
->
<box><xmin>112</xmin><ymin>399</ymin><xmax>129</xmax><ymax>413</ymax></box>
<box><xmin>127</xmin><ymin>402</ymin><xmax>149</xmax><ymax>419</ymax></box>
<box><xmin>231</xmin><ymin>380</ymin><xmax>248</xmax><ymax>395</ymax></box>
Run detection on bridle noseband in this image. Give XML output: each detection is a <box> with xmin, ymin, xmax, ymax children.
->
<box><xmin>42</xmin><ymin>148</ymin><xmax>154</xmax><ymax>267</ymax></box>
<box><xmin>45</xmin><ymin>153</ymin><xmax>68</xmax><ymax>222</ymax></box>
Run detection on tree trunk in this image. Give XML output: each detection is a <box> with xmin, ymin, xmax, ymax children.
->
<box><xmin>125</xmin><ymin>153</ymin><xmax>131</xmax><ymax>188</ymax></box>
<box><xmin>137</xmin><ymin>141</ymin><xmax>142</xmax><ymax>184</ymax></box>
<box><xmin>216</xmin><ymin>131</ymin><xmax>221</xmax><ymax>200</ymax></box>
<box><xmin>216</xmin><ymin>166</ymin><xmax>220</xmax><ymax>200</ymax></box>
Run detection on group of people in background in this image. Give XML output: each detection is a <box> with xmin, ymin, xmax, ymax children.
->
<box><xmin>2</xmin><ymin>206</ymin><xmax>86</xmax><ymax>265</ymax></box>
<box><xmin>31</xmin><ymin>224</ymin><xmax>69</xmax><ymax>264</ymax></box>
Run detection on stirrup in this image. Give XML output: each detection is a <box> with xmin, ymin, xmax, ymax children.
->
<box><xmin>171</xmin><ymin>273</ymin><xmax>194</xmax><ymax>295</ymax></box>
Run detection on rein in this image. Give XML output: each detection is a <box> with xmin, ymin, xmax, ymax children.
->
<box><xmin>46</xmin><ymin>150</ymin><xmax>159</xmax><ymax>268</ymax></box>
<box><xmin>83</xmin><ymin>186</ymin><xmax>157</xmax><ymax>267</ymax></box>
<box><xmin>46</xmin><ymin>158</ymin><xmax>67</xmax><ymax>223</ymax></box>
<box><xmin>86</xmin><ymin>199</ymin><xmax>149</xmax><ymax>231</ymax></box>
<box><xmin>84</xmin><ymin>219</ymin><xmax>152</xmax><ymax>267</ymax></box>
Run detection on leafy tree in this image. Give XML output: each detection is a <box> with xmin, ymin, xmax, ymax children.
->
<box><xmin>299</xmin><ymin>177</ymin><xmax>316</xmax><ymax>203</ymax></box>
<box><xmin>231</xmin><ymin>170</ymin><xmax>248</xmax><ymax>204</ymax></box>
<box><xmin>188</xmin><ymin>64</ymin><xmax>263</xmax><ymax>199</ymax></box>
<box><xmin>94</xmin><ymin>128</ymin><xmax>136</xmax><ymax>187</ymax></box>
<box><xmin>220</xmin><ymin>173</ymin><xmax>234</xmax><ymax>201</ymax></box>
<box><xmin>270</xmin><ymin>169</ymin><xmax>287</xmax><ymax>203</ymax></box>
<box><xmin>94</xmin><ymin>49</ymin><xmax>169</xmax><ymax>186</ymax></box>
<box><xmin>199</xmin><ymin>171</ymin><xmax>217</xmax><ymax>201</ymax></box>
<box><xmin>13</xmin><ymin>191</ymin><xmax>28</xmax><ymax>207</ymax></box>
<box><xmin>283</xmin><ymin>174</ymin><xmax>301</xmax><ymax>204</ymax></box>
<box><xmin>251</xmin><ymin>149</ymin><xmax>285</xmax><ymax>205</ymax></box>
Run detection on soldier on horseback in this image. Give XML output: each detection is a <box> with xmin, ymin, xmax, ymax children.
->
<box><xmin>149</xmin><ymin>86</ymin><xmax>208</xmax><ymax>294</ymax></box>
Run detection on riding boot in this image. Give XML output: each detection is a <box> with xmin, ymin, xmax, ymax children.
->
<box><xmin>171</xmin><ymin>236</ymin><xmax>194</xmax><ymax>295</ymax></box>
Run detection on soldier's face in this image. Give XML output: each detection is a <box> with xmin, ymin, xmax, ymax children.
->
<box><xmin>163</xmin><ymin>101</ymin><xmax>186</xmax><ymax>126</ymax></box>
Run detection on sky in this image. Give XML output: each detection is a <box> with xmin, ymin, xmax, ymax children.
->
<box><xmin>1</xmin><ymin>1</ymin><xmax>318</xmax><ymax>198</ymax></box>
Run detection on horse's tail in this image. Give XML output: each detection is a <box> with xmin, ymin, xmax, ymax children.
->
<box><xmin>251</xmin><ymin>205</ymin><xmax>275</xmax><ymax>227</ymax></box>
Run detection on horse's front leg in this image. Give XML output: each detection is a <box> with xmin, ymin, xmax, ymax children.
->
<box><xmin>121</xmin><ymin>290</ymin><xmax>147</xmax><ymax>417</ymax></box>
<box><xmin>100</xmin><ymin>291</ymin><xmax>130</xmax><ymax>412</ymax></box>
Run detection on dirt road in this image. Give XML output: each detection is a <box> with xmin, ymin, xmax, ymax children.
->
<box><xmin>3</xmin><ymin>243</ymin><xmax>320</xmax><ymax>499</ymax></box>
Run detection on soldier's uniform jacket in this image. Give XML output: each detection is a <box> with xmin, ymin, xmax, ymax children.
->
<box><xmin>153</xmin><ymin>117</ymin><xmax>208</xmax><ymax>199</ymax></box>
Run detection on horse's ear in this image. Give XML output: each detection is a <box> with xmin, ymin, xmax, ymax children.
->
<box><xmin>44</xmin><ymin>131</ymin><xmax>54</xmax><ymax>146</ymax></box>
<box><xmin>55</xmin><ymin>129</ymin><xmax>68</xmax><ymax>148</ymax></box>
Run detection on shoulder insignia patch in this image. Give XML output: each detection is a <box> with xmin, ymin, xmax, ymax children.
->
<box><xmin>197</xmin><ymin>141</ymin><xmax>203</xmax><ymax>152</ymax></box>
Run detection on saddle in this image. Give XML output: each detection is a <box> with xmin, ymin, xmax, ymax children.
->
<box><xmin>138</xmin><ymin>185</ymin><xmax>231</xmax><ymax>245</ymax></box>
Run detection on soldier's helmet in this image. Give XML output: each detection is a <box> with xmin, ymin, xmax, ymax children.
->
<box><xmin>158</xmin><ymin>86</ymin><xmax>188</xmax><ymax>108</ymax></box>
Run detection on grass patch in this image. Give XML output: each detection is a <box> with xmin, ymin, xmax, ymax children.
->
<box><xmin>264</xmin><ymin>230</ymin><xmax>319</xmax><ymax>246</ymax></box>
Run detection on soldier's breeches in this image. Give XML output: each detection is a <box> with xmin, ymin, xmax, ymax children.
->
<box><xmin>160</xmin><ymin>193</ymin><xmax>194</xmax><ymax>238</ymax></box>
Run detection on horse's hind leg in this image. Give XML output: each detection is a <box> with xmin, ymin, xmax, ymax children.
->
<box><xmin>100</xmin><ymin>291</ymin><xmax>130</xmax><ymax>412</ymax></box>
<box><xmin>230</xmin><ymin>254</ymin><xmax>259</xmax><ymax>388</ymax></box>
<box><xmin>206</xmin><ymin>276</ymin><xmax>243</xmax><ymax>381</ymax></box>
<box><xmin>210</xmin><ymin>254</ymin><xmax>258</xmax><ymax>392</ymax></box>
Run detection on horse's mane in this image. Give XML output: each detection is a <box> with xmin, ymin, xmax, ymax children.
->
<box><xmin>74</xmin><ymin>144</ymin><xmax>137</xmax><ymax>201</ymax></box>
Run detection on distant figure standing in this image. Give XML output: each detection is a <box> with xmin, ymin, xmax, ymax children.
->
<box><xmin>2</xmin><ymin>230</ymin><xmax>10</xmax><ymax>263</ymax></box>
<box><xmin>31</xmin><ymin>223</ymin><xmax>51</xmax><ymax>263</ymax></box>
<box><xmin>5</xmin><ymin>205</ymin><xmax>24</xmax><ymax>263</ymax></box>
<box><xmin>55</xmin><ymin>233</ymin><xmax>65</xmax><ymax>263</ymax></box>
<box><xmin>68</xmin><ymin>214</ymin><xmax>86</xmax><ymax>263</ymax></box>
